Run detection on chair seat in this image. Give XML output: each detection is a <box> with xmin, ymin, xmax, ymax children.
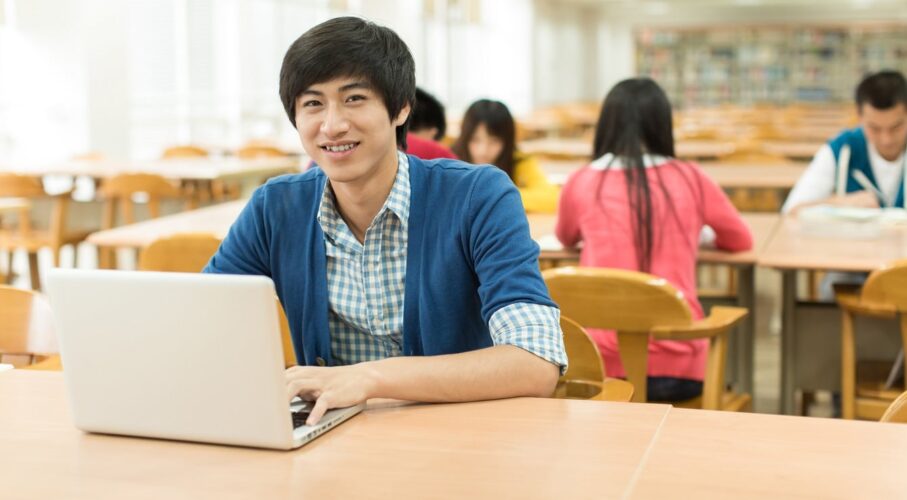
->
<box><xmin>835</xmin><ymin>288</ymin><xmax>898</xmax><ymax>318</ymax></box>
<box><xmin>22</xmin><ymin>354</ymin><xmax>62</xmax><ymax>371</ymax></box>
<box><xmin>851</xmin><ymin>374</ymin><xmax>902</xmax><ymax>420</ymax></box>
<box><xmin>554</xmin><ymin>378</ymin><xmax>634</xmax><ymax>403</ymax></box>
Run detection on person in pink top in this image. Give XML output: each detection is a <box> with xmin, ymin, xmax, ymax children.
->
<box><xmin>555</xmin><ymin>78</ymin><xmax>753</xmax><ymax>401</ymax></box>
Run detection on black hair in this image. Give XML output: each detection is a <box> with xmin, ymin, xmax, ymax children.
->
<box><xmin>279</xmin><ymin>16</ymin><xmax>416</xmax><ymax>148</ymax></box>
<box><xmin>591</xmin><ymin>77</ymin><xmax>684</xmax><ymax>272</ymax></box>
<box><xmin>855</xmin><ymin>70</ymin><xmax>907</xmax><ymax>111</ymax></box>
<box><xmin>410</xmin><ymin>88</ymin><xmax>447</xmax><ymax>140</ymax></box>
<box><xmin>451</xmin><ymin>99</ymin><xmax>517</xmax><ymax>179</ymax></box>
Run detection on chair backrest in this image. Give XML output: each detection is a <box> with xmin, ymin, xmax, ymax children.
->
<box><xmin>236</xmin><ymin>144</ymin><xmax>288</xmax><ymax>159</ymax></box>
<box><xmin>0</xmin><ymin>174</ymin><xmax>46</xmax><ymax>198</ymax></box>
<box><xmin>544</xmin><ymin>267</ymin><xmax>739</xmax><ymax>406</ymax></box>
<box><xmin>862</xmin><ymin>259</ymin><xmax>907</xmax><ymax>309</ymax></box>
<box><xmin>161</xmin><ymin>145</ymin><xmax>209</xmax><ymax>159</ymax></box>
<box><xmin>138</xmin><ymin>233</ymin><xmax>223</xmax><ymax>273</ymax></box>
<box><xmin>98</xmin><ymin>173</ymin><xmax>183</xmax><ymax>228</ymax></box>
<box><xmin>559</xmin><ymin>316</ymin><xmax>605</xmax><ymax>383</ymax></box>
<box><xmin>880</xmin><ymin>390</ymin><xmax>907</xmax><ymax>423</ymax></box>
<box><xmin>0</xmin><ymin>174</ymin><xmax>68</xmax><ymax>243</ymax></box>
<box><xmin>543</xmin><ymin>267</ymin><xmax>692</xmax><ymax>332</ymax></box>
<box><xmin>0</xmin><ymin>285</ymin><xmax>58</xmax><ymax>366</ymax></box>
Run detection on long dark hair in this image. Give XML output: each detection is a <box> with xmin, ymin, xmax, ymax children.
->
<box><xmin>591</xmin><ymin>78</ymin><xmax>678</xmax><ymax>272</ymax></box>
<box><xmin>452</xmin><ymin>99</ymin><xmax>517</xmax><ymax>179</ymax></box>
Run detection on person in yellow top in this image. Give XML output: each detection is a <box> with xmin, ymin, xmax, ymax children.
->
<box><xmin>452</xmin><ymin>99</ymin><xmax>559</xmax><ymax>213</ymax></box>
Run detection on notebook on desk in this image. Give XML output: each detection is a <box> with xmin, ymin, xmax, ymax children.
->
<box><xmin>45</xmin><ymin>269</ymin><xmax>362</xmax><ymax>450</ymax></box>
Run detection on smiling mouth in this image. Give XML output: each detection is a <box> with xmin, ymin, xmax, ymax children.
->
<box><xmin>321</xmin><ymin>142</ymin><xmax>360</xmax><ymax>153</ymax></box>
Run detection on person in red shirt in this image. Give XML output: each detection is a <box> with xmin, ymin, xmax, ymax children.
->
<box><xmin>555</xmin><ymin>78</ymin><xmax>753</xmax><ymax>401</ymax></box>
<box><xmin>405</xmin><ymin>88</ymin><xmax>457</xmax><ymax>160</ymax></box>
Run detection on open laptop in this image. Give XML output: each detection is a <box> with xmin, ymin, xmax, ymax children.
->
<box><xmin>45</xmin><ymin>269</ymin><xmax>362</xmax><ymax>450</ymax></box>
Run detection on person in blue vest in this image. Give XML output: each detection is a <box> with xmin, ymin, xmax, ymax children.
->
<box><xmin>783</xmin><ymin>70</ymin><xmax>907</xmax><ymax>213</ymax></box>
<box><xmin>203</xmin><ymin>17</ymin><xmax>566</xmax><ymax>425</ymax></box>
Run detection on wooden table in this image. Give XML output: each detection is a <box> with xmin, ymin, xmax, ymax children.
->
<box><xmin>87</xmin><ymin>200</ymin><xmax>246</xmax><ymax>249</ymax></box>
<box><xmin>520</xmin><ymin>139</ymin><xmax>737</xmax><ymax>161</ymax></box>
<box><xmin>0</xmin><ymin>197</ymin><xmax>30</xmax><ymax>213</ymax></box>
<box><xmin>0</xmin><ymin>371</ymin><xmax>670</xmax><ymax>499</ymax></box>
<box><xmin>529</xmin><ymin>213</ymin><xmax>780</xmax><ymax>396</ymax></box>
<box><xmin>631</xmin><ymin>407</ymin><xmax>907</xmax><ymax>498</ymax></box>
<box><xmin>4</xmin><ymin>371</ymin><xmax>907</xmax><ymax>498</ymax></box>
<box><xmin>761</xmin><ymin>141</ymin><xmax>823</xmax><ymax>161</ymax></box>
<box><xmin>540</xmin><ymin>159</ymin><xmax>806</xmax><ymax>190</ymax></box>
<box><xmin>759</xmin><ymin>216</ymin><xmax>907</xmax><ymax>414</ymax></box>
<box><xmin>758</xmin><ymin>216</ymin><xmax>907</xmax><ymax>413</ymax></box>
<box><xmin>1</xmin><ymin>157</ymin><xmax>303</xmax><ymax>198</ymax></box>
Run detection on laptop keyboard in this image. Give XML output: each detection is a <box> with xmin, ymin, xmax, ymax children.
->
<box><xmin>291</xmin><ymin>409</ymin><xmax>312</xmax><ymax>429</ymax></box>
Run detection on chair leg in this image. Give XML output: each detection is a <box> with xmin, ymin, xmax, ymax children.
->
<box><xmin>800</xmin><ymin>390</ymin><xmax>815</xmax><ymax>416</ymax></box>
<box><xmin>3</xmin><ymin>250</ymin><xmax>12</xmax><ymax>284</ymax></box>
<box><xmin>27</xmin><ymin>252</ymin><xmax>41</xmax><ymax>290</ymax></box>
<box><xmin>841</xmin><ymin>310</ymin><xmax>856</xmax><ymax>420</ymax></box>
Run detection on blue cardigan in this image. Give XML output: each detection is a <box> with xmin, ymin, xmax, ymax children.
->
<box><xmin>829</xmin><ymin>127</ymin><xmax>905</xmax><ymax>208</ymax></box>
<box><xmin>203</xmin><ymin>155</ymin><xmax>557</xmax><ymax>367</ymax></box>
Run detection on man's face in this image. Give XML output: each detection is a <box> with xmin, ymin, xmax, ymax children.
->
<box><xmin>294</xmin><ymin>77</ymin><xmax>409</xmax><ymax>185</ymax></box>
<box><xmin>860</xmin><ymin>103</ymin><xmax>907</xmax><ymax>161</ymax></box>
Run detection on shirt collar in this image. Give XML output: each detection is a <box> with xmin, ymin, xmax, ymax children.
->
<box><xmin>590</xmin><ymin>152</ymin><xmax>669</xmax><ymax>170</ymax></box>
<box><xmin>317</xmin><ymin>151</ymin><xmax>411</xmax><ymax>242</ymax></box>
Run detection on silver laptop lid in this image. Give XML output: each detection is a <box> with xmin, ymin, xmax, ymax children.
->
<box><xmin>46</xmin><ymin>269</ymin><xmax>295</xmax><ymax>449</ymax></box>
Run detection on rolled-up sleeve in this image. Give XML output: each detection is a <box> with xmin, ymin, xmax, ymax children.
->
<box><xmin>489</xmin><ymin>302</ymin><xmax>568</xmax><ymax>375</ymax></box>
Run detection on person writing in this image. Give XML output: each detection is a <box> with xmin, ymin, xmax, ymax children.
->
<box><xmin>783</xmin><ymin>70</ymin><xmax>907</xmax><ymax>213</ymax></box>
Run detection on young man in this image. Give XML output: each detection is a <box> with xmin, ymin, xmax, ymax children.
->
<box><xmin>783</xmin><ymin>70</ymin><xmax>907</xmax><ymax>213</ymax></box>
<box><xmin>405</xmin><ymin>87</ymin><xmax>457</xmax><ymax>160</ymax></box>
<box><xmin>204</xmin><ymin>17</ymin><xmax>566</xmax><ymax>425</ymax></box>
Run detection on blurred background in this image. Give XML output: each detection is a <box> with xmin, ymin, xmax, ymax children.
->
<box><xmin>2</xmin><ymin>0</ymin><xmax>906</xmax><ymax>163</ymax></box>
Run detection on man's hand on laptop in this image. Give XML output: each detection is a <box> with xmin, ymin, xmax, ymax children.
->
<box><xmin>286</xmin><ymin>365</ymin><xmax>377</xmax><ymax>425</ymax></box>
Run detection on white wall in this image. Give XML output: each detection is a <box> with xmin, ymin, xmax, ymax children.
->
<box><xmin>0</xmin><ymin>0</ymin><xmax>88</xmax><ymax>161</ymax></box>
<box><xmin>532</xmin><ymin>0</ymin><xmax>599</xmax><ymax>107</ymax></box>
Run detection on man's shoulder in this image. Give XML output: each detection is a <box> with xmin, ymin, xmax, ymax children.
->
<box><xmin>828</xmin><ymin>127</ymin><xmax>866</xmax><ymax>151</ymax></box>
<box><xmin>410</xmin><ymin>155</ymin><xmax>505</xmax><ymax>179</ymax></box>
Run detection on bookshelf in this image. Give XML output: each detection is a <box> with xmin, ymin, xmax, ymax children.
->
<box><xmin>636</xmin><ymin>25</ymin><xmax>907</xmax><ymax>108</ymax></box>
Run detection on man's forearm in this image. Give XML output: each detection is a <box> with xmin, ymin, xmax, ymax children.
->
<box><xmin>360</xmin><ymin>345</ymin><xmax>559</xmax><ymax>403</ymax></box>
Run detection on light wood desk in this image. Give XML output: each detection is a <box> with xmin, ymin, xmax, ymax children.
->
<box><xmin>4</xmin><ymin>371</ymin><xmax>907</xmax><ymax>498</ymax></box>
<box><xmin>632</xmin><ymin>407</ymin><xmax>907</xmax><ymax>499</ymax></box>
<box><xmin>761</xmin><ymin>141</ymin><xmax>823</xmax><ymax>161</ymax></box>
<box><xmin>759</xmin><ymin>217</ymin><xmax>907</xmax><ymax>414</ymax></box>
<box><xmin>540</xmin><ymin>159</ymin><xmax>806</xmax><ymax>190</ymax></box>
<box><xmin>0</xmin><ymin>371</ymin><xmax>670</xmax><ymax>499</ymax></box>
<box><xmin>1</xmin><ymin>157</ymin><xmax>302</xmax><ymax>198</ymax></box>
<box><xmin>520</xmin><ymin>139</ymin><xmax>738</xmax><ymax>161</ymax></box>
<box><xmin>0</xmin><ymin>197</ymin><xmax>30</xmax><ymax>213</ymax></box>
<box><xmin>529</xmin><ymin>213</ymin><xmax>781</xmax><ymax>396</ymax></box>
<box><xmin>87</xmin><ymin>200</ymin><xmax>246</xmax><ymax>249</ymax></box>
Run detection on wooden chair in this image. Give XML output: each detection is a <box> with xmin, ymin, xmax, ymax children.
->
<box><xmin>0</xmin><ymin>285</ymin><xmax>58</xmax><ymax>367</ymax></box>
<box><xmin>553</xmin><ymin>316</ymin><xmax>634</xmax><ymax>402</ymax></box>
<box><xmin>97</xmin><ymin>173</ymin><xmax>185</xmax><ymax>269</ymax></box>
<box><xmin>835</xmin><ymin>259</ymin><xmax>907</xmax><ymax>420</ymax></box>
<box><xmin>543</xmin><ymin>266</ymin><xmax>751</xmax><ymax>410</ymax></box>
<box><xmin>236</xmin><ymin>144</ymin><xmax>288</xmax><ymax>159</ymax></box>
<box><xmin>135</xmin><ymin>234</ymin><xmax>296</xmax><ymax>369</ymax></box>
<box><xmin>161</xmin><ymin>144</ymin><xmax>222</xmax><ymax>206</ymax></box>
<box><xmin>137</xmin><ymin>233</ymin><xmax>222</xmax><ymax>273</ymax></box>
<box><xmin>880</xmin><ymin>390</ymin><xmax>907</xmax><ymax>424</ymax></box>
<box><xmin>0</xmin><ymin>174</ymin><xmax>91</xmax><ymax>289</ymax></box>
<box><xmin>162</xmin><ymin>145</ymin><xmax>209</xmax><ymax>159</ymax></box>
